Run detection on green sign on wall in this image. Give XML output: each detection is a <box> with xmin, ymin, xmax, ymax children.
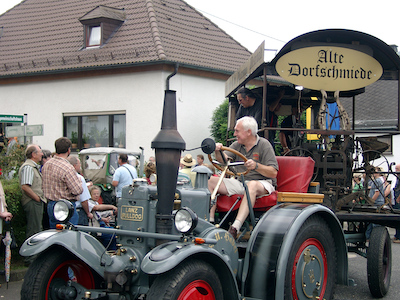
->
<box><xmin>0</xmin><ymin>114</ymin><xmax>24</xmax><ymax>123</ymax></box>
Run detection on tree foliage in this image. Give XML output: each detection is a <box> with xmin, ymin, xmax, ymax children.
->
<box><xmin>210</xmin><ymin>99</ymin><xmax>233</xmax><ymax>145</ymax></box>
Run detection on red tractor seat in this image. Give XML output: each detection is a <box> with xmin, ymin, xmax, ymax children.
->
<box><xmin>216</xmin><ymin>156</ymin><xmax>315</xmax><ymax>212</ymax></box>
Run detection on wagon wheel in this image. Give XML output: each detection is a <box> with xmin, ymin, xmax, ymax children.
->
<box><xmin>208</xmin><ymin>146</ymin><xmax>249</xmax><ymax>176</ymax></box>
<box><xmin>147</xmin><ymin>259</ymin><xmax>223</xmax><ymax>300</ymax></box>
<box><xmin>284</xmin><ymin>147</ymin><xmax>318</xmax><ymax>182</ymax></box>
<box><xmin>355</xmin><ymin>150</ymin><xmax>391</xmax><ymax>200</ymax></box>
<box><xmin>284</xmin><ymin>215</ymin><xmax>337</xmax><ymax>300</ymax></box>
<box><xmin>354</xmin><ymin>150</ymin><xmax>390</xmax><ymax>176</ymax></box>
<box><xmin>367</xmin><ymin>226</ymin><xmax>392</xmax><ymax>298</ymax></box>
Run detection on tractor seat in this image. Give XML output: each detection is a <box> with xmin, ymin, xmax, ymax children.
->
<box><xmin>216</xmin><ymin>156</ymin><xmax>315</xmax><ymax>212</ymax></box>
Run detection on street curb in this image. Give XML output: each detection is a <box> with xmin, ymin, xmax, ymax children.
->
<box><xmin>0</xmin><ymin>268</ymin><xmax>27</xmax><ymax>283</ymax></box>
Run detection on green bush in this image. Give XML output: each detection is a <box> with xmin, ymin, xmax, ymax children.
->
<box><xmin>0</xmin><ymin>144</ymin><xmax>26</xmax><ymax>178</ymax></box>
<box><xmin>1</xmin><ymin>178</ymin><xmax>26</xmax><ymax>246</ymax></box>
<box><xmin>0</xmin><ymin>145</ymin><xmax>27</xmax><ymax>246</ymax></box>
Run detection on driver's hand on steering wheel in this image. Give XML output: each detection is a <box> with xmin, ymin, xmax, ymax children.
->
<box><xmin>215</xmin><ymin>143</ymin><xmax>223</xmax><ymax>151</ymax></box>
<box><xmin>245</xmin><ymin>159</ymin><xmax>257</xmax><ymax>170</ymax></box>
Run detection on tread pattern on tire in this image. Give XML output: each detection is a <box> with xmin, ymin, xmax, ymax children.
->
<box><xmin>21</xmin><ymin>250</ymin><xmax>72</xmax><ymax>300</ymax></box>
<box><xmin>367</xmin><ymin>226</ymin><xmax>392</xmax><ymax>298</ymax></box>
<box><xmin>147</xmin><ymin>259</ymin><xmax>223</xmax><ymax>300</ymax></box>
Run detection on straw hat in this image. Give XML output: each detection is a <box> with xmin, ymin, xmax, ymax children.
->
<box><xmin>180</xmin><ymin>154</ymin><xmax>196</xmax><ymax>167</ymax></box>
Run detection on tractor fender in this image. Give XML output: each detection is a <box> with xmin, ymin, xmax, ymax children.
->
<box><xmin>242</xmin><ymin>203</ymin><xmax>348</xmax><ymax>299</ymax></box>
<box><xmin>19</xmin><ymin>229</ymin><xmax>106</xmax><ymax>277</ymax></box>
<box><xmin>142</xmin><ymin>233</ymin><xmax>240</xmax><ymax>300</ymax></box>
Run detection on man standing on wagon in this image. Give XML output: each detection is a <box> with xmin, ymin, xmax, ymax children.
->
<box><xmin>236</xmin><ymin>87</ymin><xmax>284</xmax><ymax>148</ymax></box>
<box><xmin>208</xmin><ymin>116</ymin><xmax>278</xmax><ymax>239</ymax></box>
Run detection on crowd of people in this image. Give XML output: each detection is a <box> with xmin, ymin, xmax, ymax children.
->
<box><xmin>0</xmin><ymin>137</ymin><xmax>141</xmax><ymax>263</ymax></box>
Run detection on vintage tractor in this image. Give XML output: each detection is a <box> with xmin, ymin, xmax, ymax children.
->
<box><xmin>19</xmin><ymin>88</ymin><xmax>350</xmax><ymax>300</ymax></box>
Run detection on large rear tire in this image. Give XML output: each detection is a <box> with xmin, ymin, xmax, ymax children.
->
<box><xmin>367</xmin><ymin>226</ymin><xmax>392</xmax><ymax>297</ymax></box>
<box><xmin>284</xmin><ymin>215</ymin><xmax>337</xmax><ymax>300</ymax></box>
<box><xmin>20</xmin><ymin>249</ymin><xmax>100</xmax><ymax>300</ymax></box>
<box><xmin>147</xmin><ymin>259</ymin><xmax>223</xmax><ymax>300</ymax></box>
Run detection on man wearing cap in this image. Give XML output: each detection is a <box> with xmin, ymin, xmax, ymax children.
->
<box><xmin>208</xmin><ymin>116</ymin><xmax>278</xmax><ymax>239</ymax></box>
<box><xmin>179</xmin><ymin>154</ymin><xmax>197</xmax><ymax>187</ymax></box>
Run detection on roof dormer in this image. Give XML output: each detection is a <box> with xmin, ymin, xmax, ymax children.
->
<box><xmin>79</xmin><ymin>5</ymin><xmax>125</xmax><ymax>48</ymax></box>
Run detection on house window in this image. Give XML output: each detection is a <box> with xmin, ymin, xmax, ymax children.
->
<box><xmin>80</xmin><ymin>6</ymin><xmax>125</xmax><ymax>49</ymax></box>
<box><xmin>64</xmin><ymin>113</ymin><xmax>126</xmax><ymax>150</ymax></box>
<box><xmin>87</xmin><ymin>25</ymin><xmax>101</xmax><ymax>47</ymax></box>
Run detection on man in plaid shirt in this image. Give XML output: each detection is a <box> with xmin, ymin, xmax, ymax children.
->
<box><xmin>42</xmin><ymin>137</ymin><xmax>83</xmax><ymax>228</ymax></box>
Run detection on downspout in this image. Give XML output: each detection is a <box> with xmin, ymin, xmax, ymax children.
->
<box><xmin>166</xmin><ymin>63</ymin><xmax>179</xmax><ymax>90</ymax></box>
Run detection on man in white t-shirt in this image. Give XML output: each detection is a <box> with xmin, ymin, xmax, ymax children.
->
<box><xmin>112</xmin><ymin>153</ymin><xmax>138</xmax><ymax>198</ymax></box>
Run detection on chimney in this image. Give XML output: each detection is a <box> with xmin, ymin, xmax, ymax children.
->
<box><xmin>151</xmin><ymin>90</ymin><xmax>185</xmax><ymax>236</ymax></box>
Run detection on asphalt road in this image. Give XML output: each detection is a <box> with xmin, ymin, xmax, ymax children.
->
<box><xmin>334</xmin><ymin>227</ymin><xmax>400</xmax><ymax>300</ymax></box>
<box><xmin>1</xmin><ymin>228</ymin><xmax>400</xmax><ymax>299</ymax></box>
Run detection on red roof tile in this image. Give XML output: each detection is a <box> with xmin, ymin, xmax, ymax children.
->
<box><xmin>0</xmin><ymin>0</ymin><xmax>251</xmax><ymax>77</ymax></box>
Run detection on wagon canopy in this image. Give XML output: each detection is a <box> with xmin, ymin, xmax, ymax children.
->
<box><xmin>226</xmin><ymin>29</ymin><xmax>400</xmax><ymax>133</ymax></box>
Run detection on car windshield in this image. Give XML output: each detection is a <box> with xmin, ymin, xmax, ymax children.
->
<box><xmin>83</xmin><ymin>154</ymin><xmax>107</xmax><ymax>170</ymax></box>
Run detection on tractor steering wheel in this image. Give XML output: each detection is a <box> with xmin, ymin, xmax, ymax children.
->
<box><xmin>208</xmin><ymin>146</ymin><xmax>249</xmax><ymax>176</ymax></box>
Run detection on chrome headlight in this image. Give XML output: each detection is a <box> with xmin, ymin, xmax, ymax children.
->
<box><xmin>174</xmin><ymin>207</ymin><xmax>198</xmax><ymax>234</ymax></box>
<box><xmin>54</xmin><ymin>199</ymin><xmax>74</xmax><ymax>223</ymax></box>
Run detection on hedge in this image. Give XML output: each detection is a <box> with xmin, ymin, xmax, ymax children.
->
<box><xmin>1</xmin><ymin>144</ymin><xmax>27</xmax><ymax>246</ymax></box>
<box><xmin>1</xmin><ymin>178</ymin><xmax>26</xmax><ymax>246</ymax></box>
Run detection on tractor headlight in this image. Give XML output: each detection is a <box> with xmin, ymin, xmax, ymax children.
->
<box><xmin>54</xmin><ymin>199</ymin><xmax>75</xmax><ymax>223</ymax></box>
<box><xmin>174</xmin><ymin>207</ymin><xmax>198</xmax><ymax>234</ymax></box>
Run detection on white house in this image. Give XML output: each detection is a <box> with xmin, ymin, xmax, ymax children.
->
<box><xmin>0</xmin><ymin>0</ymin><xmax>251</xmax><ymax>160</ymax></box>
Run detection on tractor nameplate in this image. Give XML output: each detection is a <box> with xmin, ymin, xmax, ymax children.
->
<box><xmin>120</xmin><ymin>205</ymin><xmax>144</xmax><ymax>221</ymax></box>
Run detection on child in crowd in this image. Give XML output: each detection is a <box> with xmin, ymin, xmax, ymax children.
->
<box><xmin>88</xmin><ymin>186</ymin><xmax>117</xmax><ymax>226</ymax></box>
<box><xmin>89</xmin><ymin>186</ymin><xmax>118</xmax><ymax>249</ymax></box>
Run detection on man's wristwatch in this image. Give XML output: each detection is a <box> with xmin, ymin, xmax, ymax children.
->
<box><xmin>255</xmin><ymin>162</ymin><xmax>259</xmax><ymax>170</ymax></box>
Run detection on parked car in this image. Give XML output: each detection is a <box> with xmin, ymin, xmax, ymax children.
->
<box><xmin>79</xmin><ymin>147</ymin><xmax>144</xmax><ymax>204</ymax></box>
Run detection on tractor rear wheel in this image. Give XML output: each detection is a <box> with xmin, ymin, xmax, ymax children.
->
<box><xmin>284</xmin><ymin>215</ymin><xmax>337</xmax><ymax>300</ymax></box>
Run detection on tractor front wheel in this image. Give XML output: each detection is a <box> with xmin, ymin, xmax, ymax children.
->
<box><xmin>21</xmin><ymin>249</ymin><xmax>100</xmax><ymax>300</ymax></box>
<box><xmin>147</xmin><ymin>259</ymin><xmax>223</xmax><ymax>300</ymax></box>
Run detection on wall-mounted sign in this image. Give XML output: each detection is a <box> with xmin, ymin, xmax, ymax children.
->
<box><xmin>5</xmin><ymin>124</ymin><xmax>44</xmax><ymax>138</ymax></box>
<box><xmin>275</xmin><ymin>46</ymin><xmax>383</xmax><ymax>91</ymax></box>
<box><xmin>26</xmin><ymin>125</ymin><xmax>44</xmax><ymax>137</ymax></box>
<box><xmin>0</xmin><ymin>114</ymin><xmax>24</xmax><ymax>123</ymax></box>
<box><xmin>5</xmin><ymin>126</ymin><xmax>25</xmax><ymax>137</ymax></box>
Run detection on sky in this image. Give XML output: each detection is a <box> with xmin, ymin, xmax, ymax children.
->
<box><xmin>1</xmin><ymin>0</ymin><xmax>399</xmax><ymax>58</ymax></box>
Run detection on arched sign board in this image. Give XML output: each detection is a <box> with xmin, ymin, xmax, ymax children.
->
<box><xmin>275</xmin><ymin>46</ymin><xmax>383</xmax><ymax>91</ymax></box>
